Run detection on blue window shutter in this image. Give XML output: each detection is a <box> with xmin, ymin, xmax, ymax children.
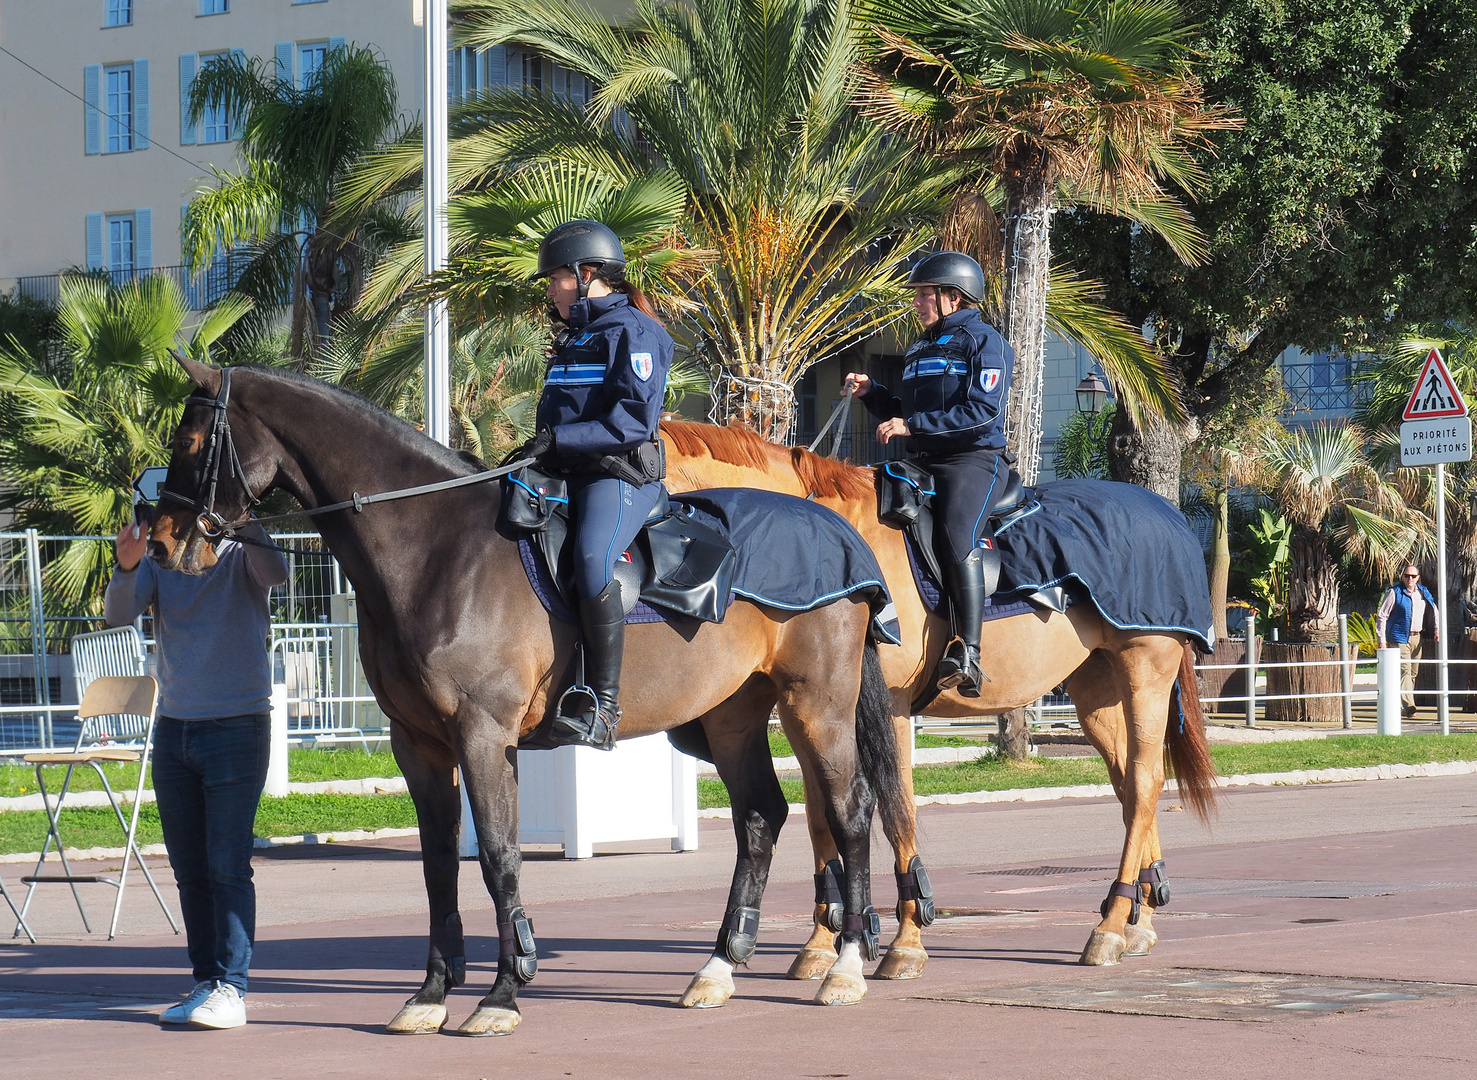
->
<box><xmin>179</xmin><ymin>54</ymin><xmax>198</xmax><ymax>146</ymax></box>
<box><xmin>329</xmin><ymin>36</ymin><xmax>346</xmax><ymax>55</ymax></box>
<box><xmin>486</xmin><ymin>45</ymin><xmax>507</xmax><ymax>87</ymax></box>
<box><xmin>84</xmin><ymin>64</ymin><xmax>102</xmax><ymax>154</ymax></box>
<box><xmin>135</xmin><ymin>208</ymin><xmax>153</xmax><ymax>270</ymax></box>
<box><xmin>86</xmin><ymin>213</ymin><xmax>105</xmax><ymax>270</ymax></box>
<box><xmin>275</xmin><ymin>42</ymin><xmax>294</xmax><ymax>89</ymax></box>
<box><xmin>133</xmin><ymin>59</ymin><xmax>150</xmax><ymax>149</ymax></box>
<box><xmin>229</xmin><ymin>48</ymin><xmax>247</xmax><ymax>138</ymax></box>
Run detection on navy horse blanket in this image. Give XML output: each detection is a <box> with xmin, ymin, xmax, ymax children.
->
<box><xmin>521</xmin><ymin>487</ymin><xmax>900</xmax><ymax>643</ymax></box>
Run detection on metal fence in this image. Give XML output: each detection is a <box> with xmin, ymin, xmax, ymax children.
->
<box><xmin>14</xmin><ymin>258</ymin><xmax>254</xmax><ymax>312</ymax></box>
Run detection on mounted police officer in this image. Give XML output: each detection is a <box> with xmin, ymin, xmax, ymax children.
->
<box><xmin>845</xmin><ymin>251</ymin><xmax>1014</xmax><ymax>697</ymax></box>
<box><xmin>526</xmin><ymin>220</ymin><xmax>673</xmax><ymax>750</ymax></box>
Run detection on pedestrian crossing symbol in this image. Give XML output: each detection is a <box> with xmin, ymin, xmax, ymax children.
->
<box><xmin>1402</xmin><ymin>348</ymin><xmax>1468</xmax><ymax>420</ymax></box>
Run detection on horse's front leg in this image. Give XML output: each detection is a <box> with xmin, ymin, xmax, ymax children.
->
<box><xmin>385</xmin><ymin>725</ymin><xmax>465</xmax><ymax>1035</ymax></box>
<box><xmin>455</xmin><ymin>714</ymin><xmax>534</xmax><ymax>1036</ymax></box>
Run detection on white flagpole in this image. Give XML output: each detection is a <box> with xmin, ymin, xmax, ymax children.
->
<box><xmin>423</xmin><ymin>0</ymin><xmax>450</xmax><ymax>446</ymax></box>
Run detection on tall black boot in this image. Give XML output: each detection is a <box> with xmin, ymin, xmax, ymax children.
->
<box><xmin>552</xmin><ymin>580</ymin><xmax>625</xmax><ymax>750</ymax></box>
<box><xmin>935</xmin><ymin>548</ymin><xmax>986</xmax><ymax>696</ymax></box>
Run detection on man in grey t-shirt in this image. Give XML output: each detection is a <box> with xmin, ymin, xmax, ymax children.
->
<box><xmin>106</xmin><ymin>516</ymin><xmax>287</xmax><ymax>1029</ymax></box>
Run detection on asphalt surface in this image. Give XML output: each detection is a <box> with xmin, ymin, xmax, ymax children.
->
<box><xmin>5</xmin><ymin>774</ymin><xmax>1477</xmax><ymax>1079</ymax></box>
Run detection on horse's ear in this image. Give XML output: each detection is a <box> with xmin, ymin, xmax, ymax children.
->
<box><xmin>171</xmin><ymin>349</ymin><xmax>222</xmax><ymax>397</ymax></box>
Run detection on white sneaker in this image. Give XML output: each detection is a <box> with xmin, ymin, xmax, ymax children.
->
<box><xmin>160</xmin><ymin>981</ymin><xmax>216</xmax><ymax>1025</ymax></box>
<box><xmin>187</xmin><ymin>983</ymin><xmax>247</xmax><ymax>1029</ymax></box>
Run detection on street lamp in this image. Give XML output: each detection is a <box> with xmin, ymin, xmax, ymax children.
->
<box><xmin>1075</xmin><ymin>371</ymin><xmax>1110</xmax><ymax>415</ymax></box>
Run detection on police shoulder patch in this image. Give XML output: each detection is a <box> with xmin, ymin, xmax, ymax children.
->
<box><xmin>980</xmin><ymin>368</ymin><xmax>1002</xmax><ymax>393</ymax></box>
<box><xmin>631</xmin><ymin>351</ymin><xmax>654</xmax><ymax>380</ymax></box>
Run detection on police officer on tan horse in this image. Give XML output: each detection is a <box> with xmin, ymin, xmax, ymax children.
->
<box><xmin>845</xmin><ymin>251</ymin><xmax>1014</xmax><ymax>696</ymax></box>
<box><xmin>526</xmin><ymin>220</ymin><xmax>674</xmax><ymax>750</ymax></box>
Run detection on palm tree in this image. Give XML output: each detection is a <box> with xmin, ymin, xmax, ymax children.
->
<box><xmin>857</xmin><ymin>0</ymin><xmax>1238</xmax><ymax>481</ymax></box>
<box><xmin>182</xmin><ymin>45</ymin><xmax>402</xmax><ymax>360</ymax></box>
<box><xmin>0</xmin><ymin>274</ymin><xmax>251</xmax><ymax>612</ymax></box>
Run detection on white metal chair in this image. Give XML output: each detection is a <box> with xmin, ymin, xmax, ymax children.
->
<box><xmin>15</xmin><ymin>674</ymin><xmax>180</xmax><ymax>940</ymax></box>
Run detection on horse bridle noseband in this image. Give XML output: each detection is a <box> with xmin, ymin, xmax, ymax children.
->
<box><xmin>159</xmin><ymin>367</ymin><xmax>261</xmax><ymax>540</ymax></box>
<box><xmin>157</xmin><ymin>364</ymin><xmax>539</xmax><ymax>543</ymax></box>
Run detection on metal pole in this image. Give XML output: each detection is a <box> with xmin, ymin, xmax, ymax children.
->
<box><xmin>24</xmin><ymin>530</ymin><xmax>51</xmax><ymax>747</ymax></box>
<box><xmin>423</xmin><ymin>0</ymin><xmax>451</xmax><ymax>446</ymax></box>
<box><xmin>1438</xmin><ymin>463</ymin><xmax>1451</xmax><ymax>734</ymax></box>
<box><xmin>1338</xmin><ymin>612</ymin><xmax>1353</xmax><ymax>729</ymax></box>
<box><xmin>1244</xmin><ymin>611</ymin><xmax>1256</xmax><ymax>728</ymax></box>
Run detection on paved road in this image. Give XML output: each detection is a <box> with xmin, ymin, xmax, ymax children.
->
<box><xmin>5</xmin><ymin>774</ymin><xmax>1477</xmax><ymax>1079</ymax></box>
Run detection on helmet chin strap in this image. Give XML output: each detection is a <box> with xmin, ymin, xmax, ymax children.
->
<box><xmin>572</xmin><ymin>262</ymin><xmax>591</xmax><ymax>300</ymax></box>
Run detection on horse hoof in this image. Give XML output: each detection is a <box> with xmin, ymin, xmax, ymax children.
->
<box><xmin>1079</xmin><ymin>930</ymin><xmax>1128</xmax><ymax>966</ymax></box>
<box><xmin>679</xmin><ymin>974</ymin><xmax>735</xmax><ymax>1009</ymax></box>
<box><xmin>815</xmin><ymin>972</ymin><xmax>867</xmax><ymax>1006</ymax></box>
<box><xmin>786</xmin><ymin>948</ymin><xmax>839</xmax><ymax>981</ymax></box>
<box><xmin>456</xmin><ymin>1006</ymin><xmax>521</xmax><ymax>1036</ymax></box>
<box><xmin>384</xmin><ymin>1002</ymin><xmax>447</xmax><ymax>1034</ymax></box>
<box><xmin>872</xmin><ymin>946</ymin><xmax>928</xmax><ymax>981</ymax></box>
<box><xmin>1123</xmin><ymin>922</ymin><xmax>1158</xmax><ymax>957</ymax></box>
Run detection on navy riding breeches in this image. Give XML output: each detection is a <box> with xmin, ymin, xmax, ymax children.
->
<box><xmin>921</xmin><ymin>448</ymin><xmax>1005</xmax><ymax>564</ymax></box>
<box><xmin>567</xmin><ymin>475</ymin><xmax>665</xmax><ymax>600</ymax></box>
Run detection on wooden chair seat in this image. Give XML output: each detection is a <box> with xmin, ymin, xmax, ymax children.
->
<box><xmin>24</xmin><ymin>748</ymin><xmax>141</xmax><ymax>765</ymax></box>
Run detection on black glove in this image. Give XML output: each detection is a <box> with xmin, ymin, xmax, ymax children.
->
<box><xmin>525</xmin><ymin>427</ymin><xmax>555</xmax><ymax>461</ymax></box>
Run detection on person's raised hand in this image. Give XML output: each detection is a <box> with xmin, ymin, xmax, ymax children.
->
<box><xmin>115</xmin><ymin>521</ymin><xmax>148</xmax><ymax>571</ymax></box>
<box><xmin>844</xmin><ymin>372</ymin><xmax>870</xmax><ymax>395</ymax></box>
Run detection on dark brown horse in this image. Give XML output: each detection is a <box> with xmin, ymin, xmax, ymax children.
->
<box><xmin>658</xmin><ymin>420</ymin><xmax>1217</xmax><ymax>975</ymax></box>
<box><xmin>149</xmin><ymin>360</ymin><xmax>908</xmax><ymax>1034</ymax></box>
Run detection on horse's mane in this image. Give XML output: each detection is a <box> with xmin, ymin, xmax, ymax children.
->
<box><xmin>239</xmin><ymin>365</ymin><xmax>483</xmax><ymax>476</ymax></box>
<box><xmin>660</xmin><ymin>418</ymin><xmax>874</xmax><ymax>501</ymax></box>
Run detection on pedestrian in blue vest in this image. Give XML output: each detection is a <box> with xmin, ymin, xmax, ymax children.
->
<box><xmin>1375</xmin><ymin>564</ymin><xmax>1440</xmax><ymax>719</ymax></box>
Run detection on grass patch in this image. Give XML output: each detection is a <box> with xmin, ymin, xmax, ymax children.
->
<box><xmin>1207</xmin><ymin>734</ymin><xmax>1477</xmax><ymax>775</ymax></box>
<box><xmin>765</xmin><ymin>730</ymin><xmax>983</xmax><ymax>758</ymax></box>
<box><xmin>0</xmin><ymin>793</ymin><xmax>418</xmax><ymax>856</ymax></box>
<box><xmin>283</xmin><ymin>748</ymin><xmax>403</xmax><ymax>783</ymax></box>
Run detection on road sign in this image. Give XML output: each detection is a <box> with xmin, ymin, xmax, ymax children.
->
<box><xmin>1400</xmin><ymin>348</ymin><xmax>1471</xmax><ymax>465</ymax></box>
<box><xmin>1402</xmin><ymin>348</ymin><xmax>1467</xmax><ymax>419</ymax></box>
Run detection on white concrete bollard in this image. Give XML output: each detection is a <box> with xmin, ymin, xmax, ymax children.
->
<box><xmin>1376</xmin><ymin>647</ymin><xmax>1402</xmax><ymax>736</ymax></box>
<box><xmin>265</xmin><ymin>682</ymin><xmax>290</xmax><ymax>796</ymax></box>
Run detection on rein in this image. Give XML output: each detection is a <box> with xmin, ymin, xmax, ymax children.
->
<box><xmin>161</xmin><ymin>363</ymin><xmax>534</xmax><ymax>541</ymax></box>
<box><xmin>806</xmin><ymin>385</ymin><xmax>854</xmax><ymax>457</ymax></box>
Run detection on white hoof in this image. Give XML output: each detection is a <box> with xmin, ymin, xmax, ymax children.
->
<box><xmin>384</xmin><ymin>1002</ymin><xmax>447</xmax><ymax>1034</ymax></box>
<box><xmin>1079</xmin><ymin>930</ymin><xmax>1128</xmax><ymax>966</ymax></box>
<box><xmin>1123</xmin><ymin>921</ymin><xmax>1158</xmax><ymax>957</ymax></box>
<box><xmin>814</xmin><ymin>942</ymin><xmax>867</xmax><ymax>1006</ymax></box>
<box><xmin>456</xmin><ymin>1005</ymin><xmax>521</xmax><ymax>1036</ymax></box>
<box><xmin>680</xmin><ymin>956</ymin><xmax>736</xmax><ymax>1008</ymax></box>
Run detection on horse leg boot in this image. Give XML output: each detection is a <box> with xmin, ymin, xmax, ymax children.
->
<box><xmin>551</xmin><ymin>581</ymin><xmax>624</xmax><ymax>750</ymax></box>
<box><xmin>935</xmin><ymin>548</ymin><xmax>989</xmax><ymax>696</ymax></box>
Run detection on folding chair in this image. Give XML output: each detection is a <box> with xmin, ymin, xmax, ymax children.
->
<box><xmin>1</xmin><ymin>867</ymin><xmax>35</xmax><ymax>943</ymax></box>
<box><xmin>15</xmin><ymin>675</ymin><xmax>180</xmax><ymax>940</ymax></box>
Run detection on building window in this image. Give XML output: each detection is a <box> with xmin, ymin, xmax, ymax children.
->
<box><xmin>196</xmin><ymin>54</ymin><xmax>232</xmax><ymax>142</ymax></box>
<box><xmin>107</xmin><ymin>214</ymin><xmax>136</xmax><ymax>278</ymax></box>
<box><xmin>105</xmin><ymin>0</ymin><xmax>133</xmax><ymax>27</ymax></box>
<box><xmin>299</xmin><ymin>42</ymin><xmax>328</xmax><ymax>89</ymax></box>
<box><xmin>449</xmin><ymin>46</ymin><xmax>484</xmax><ymax>101</ymax></box>
<box><xmin>105</xmin><ymin>64</ymin><xmax>134</xmax><ymax>153</ymax></box>
<box><xmin>199</xmin><ymin>0</ymin><xmax>230</xmax><ymax>14</ymax></box>
<box><xmin>521</xmin><ymin>52</ymin><xmax>543</xmax><ymax>93</ymax></box>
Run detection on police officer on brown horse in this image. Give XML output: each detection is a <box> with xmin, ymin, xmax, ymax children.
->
<box><xmin>846</xmin><ymin>251</ymin><xmax>1014</xmax><ymax>696</ymax></box>
<box><xmin>526</xmin><ymin>220</ymin><xmax>674</xmax><ymax>749</ymax></box>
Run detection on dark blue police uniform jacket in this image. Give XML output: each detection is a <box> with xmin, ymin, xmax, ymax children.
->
<box><xmin>536</xmin><ymin>292</ymin><xmax>674</xmax><ymax>599</ymax></box>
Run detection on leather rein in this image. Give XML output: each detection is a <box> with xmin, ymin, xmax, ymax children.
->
<box><xmin>158</xmin><ymin>367</ymin><xmax>534</xmax><ymax>543</ymax></box>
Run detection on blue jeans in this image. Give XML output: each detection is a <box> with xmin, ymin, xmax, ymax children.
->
<box><xmin>151</xmin><ymin>714</ymin><xmax>269</xmax><ymax>996</ymax></box>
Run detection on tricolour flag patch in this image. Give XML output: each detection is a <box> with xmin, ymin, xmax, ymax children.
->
<box><xmin>631</xmin><ymin>352</ymin><xmax>654</xmax><ymax>380</ymax></box>
<box><xmin>980</xmin><ymin>368</ymin><xmax>1002</xmax><ymax>393</ymax></box>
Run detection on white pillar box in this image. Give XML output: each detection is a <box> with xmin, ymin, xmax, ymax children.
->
<box><xmin>1376</xmin><ymin>647</ymin><xmax>1402</xmax><ymax>736</ymax></box>
<box><xmin>459</xmin><ymin>733</ymin><xmax>701</xmax><ymax>860</ymax></box>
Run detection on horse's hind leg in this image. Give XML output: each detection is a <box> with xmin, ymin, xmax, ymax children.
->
<box><xmin>385</xmin><ymin>725</ymin><xmax>465</xmax><ymax>1035</ymax></box>
<box><xmin>679</xmin><ymin>677</ymin><xmax>787</xmax><ymax>1009</ymax></box>
<box><xmin>787</xmin><ymin>774</ymin><xmax>843</xmax><ymax>980</ymax></box>
<box><xmin>872</xmin><ymin>701</ymin><xmax>928</xmax><ymax>980</ymax></box>
<box><xmin>1074</xmin><ymin>638</ymin><xmax>1180</xmax><ymax>966</ymax></box>
<box><xmin>1066</xmin><ymin>653</ymin><xmax>1166</xmax><ymax>958</ymax></box>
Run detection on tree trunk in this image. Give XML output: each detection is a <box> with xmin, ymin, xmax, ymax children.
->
<box><xmin>1263</xmin><ymin>641</ymin><xmax>1341</xmax><ymax>722</ymax></box>
<box><xmin>996</xmin><ymin>707</ymin><xmax>1031</xmax><ymax>762</ymax></box>
<box><xmin>1287</xmin><ymin>526</ymin><xmax>1338</xmax><ymax>643</ymax></box>
<box><xmin>1000</xmin><ymin>159</ymin><xmax>1053</xmax><ymax>485</ymax></box>
<box><xmin>1106</xmin><ymin>406</ymin><xmax>1192</xmax><ymax>505</ymax></box>
<box><xmin>1210</xmin><ymin>482</ymin><xmax>1230</xmax><ymax>644</ymax></box>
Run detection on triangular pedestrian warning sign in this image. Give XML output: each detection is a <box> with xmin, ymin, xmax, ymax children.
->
<box><xmin>1402</xmin><ymin>348</ymin><xmax>1468</xmax><ymax>420</ymax></box>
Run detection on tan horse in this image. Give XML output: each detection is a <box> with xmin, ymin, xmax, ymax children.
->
<box><xmin>658</xmin><ymin>420</ymin><xmax>1217</xmax><ymax>974</ymax></box>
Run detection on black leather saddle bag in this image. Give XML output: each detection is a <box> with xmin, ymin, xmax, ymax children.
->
<box><xmin>501</xmin><ymin>465</ymin><xmax>568</xmax><ymax>532</ymax></box>
<box><xmin>876</xmin><ymin>460</ymin><xmax>936</xmax><ymax>527</ymax></box>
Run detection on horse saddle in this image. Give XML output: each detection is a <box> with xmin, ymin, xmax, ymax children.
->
<box><xmin>875</xmin><ymin>457</ymin><xmax>1037</xmax><ymax>599</ymax></box>
<box><xmin>500</xmin><ymin>465</ymin><xmax>738</xmax><ymax>624</ymax></box>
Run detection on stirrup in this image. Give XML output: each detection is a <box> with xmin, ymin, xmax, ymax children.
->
<box><xmin>551</xmin><ymin>684</ymin><xmax>619</xmax><ymax>751</ymax></box>
<box><xmin>935</xmin><ymin>638</ymin><xmax>986</xmax><ymax>697</ymax></box>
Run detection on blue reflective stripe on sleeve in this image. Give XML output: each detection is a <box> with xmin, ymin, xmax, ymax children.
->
<box><xmin>904</xmin><ymin>357</ymin><xmax>968</xmax><ymax>379</ymax></box>
<box><xmin>546</xmin><ymin>364</ymin><xmax>608</xmax><ymax>385</ymax></box>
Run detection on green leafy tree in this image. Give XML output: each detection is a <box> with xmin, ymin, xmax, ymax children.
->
<box><xmin>0</xmin><ymin>275</ymin><xmax>250</xmax><ymax>614</ymax></box>
<box><xmin>1052</xmin><ymin>403</ymin><xmax>1115</xmax><ymax>479</ymax></box>
<box><xmin>183</xmin><ymin>45</ymin><xmax>403</xmax><ymax>360</ymax></box>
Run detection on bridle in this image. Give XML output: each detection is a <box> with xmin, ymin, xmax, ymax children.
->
<box><xmin>158</xmin><ymin>367</ymin><xmax>260</xmax><ymax>541</ymax></box>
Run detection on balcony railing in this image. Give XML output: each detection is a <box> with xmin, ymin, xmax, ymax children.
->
<box><xmin>14</xmin><ymin>257</ymin><xmax>252</xmax><ymax>312</ymax></box>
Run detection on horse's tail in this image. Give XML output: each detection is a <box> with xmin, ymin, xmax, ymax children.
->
<box><xmin>1167</xmin><ymin>639</ymin><xmax>1218</xmax><ymax>822</ymax></box>
<box><xmin>855</xmin><ymin>639</ymin><xmax>912</xmax><ymax>848</ymax></box>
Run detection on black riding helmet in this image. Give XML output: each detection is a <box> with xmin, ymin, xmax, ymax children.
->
<box><xmin>905</xmin><ymin>251</ymin><xmax>985</xmax><ymax>303</ymax></box>
<box><xmin>535</xmin><ymin>219</ymin><xmax>628</xmax><ymax>299</ymax></box>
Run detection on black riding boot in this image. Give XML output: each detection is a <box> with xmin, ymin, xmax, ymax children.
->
<box><xmin>936</xmin><ymin>549</ymin><xmax>987</xmax><ymax>697</ymax></box>
<box><xmin>551</xmin><ymin>580</ymin><xmax>625</xmax><ymax>751</ymax></box>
